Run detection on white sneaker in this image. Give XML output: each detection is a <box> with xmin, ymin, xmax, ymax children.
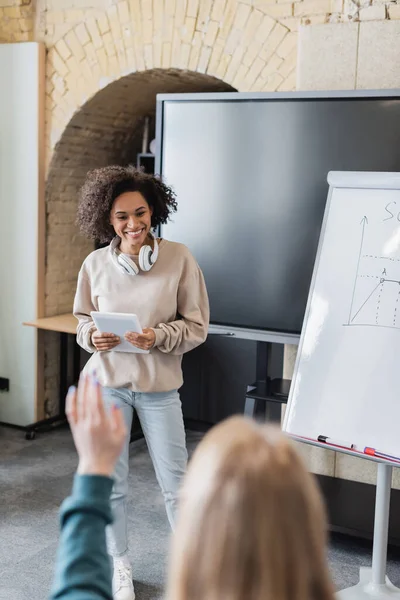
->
<box><xmin>112</xmin><ymin>559</ymin><xmax>135</xmax><ymax>600</ymax></box>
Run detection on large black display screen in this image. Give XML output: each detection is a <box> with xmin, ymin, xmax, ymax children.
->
<box><xmin>159</xmin><ymin>95</ymin><xmax>400</xmax><ymax>334</ymax></box>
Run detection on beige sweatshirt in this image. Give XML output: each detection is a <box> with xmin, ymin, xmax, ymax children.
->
<box><xmin>73</xmin><ymin>239</ymin><xmax>209</xmax><ymax>392</ymax></box>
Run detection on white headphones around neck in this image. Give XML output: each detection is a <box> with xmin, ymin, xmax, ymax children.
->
<box><xmin>110</xmin><ymin>233</ymin><xmax>159</xmax><ymax>276</ymax></box>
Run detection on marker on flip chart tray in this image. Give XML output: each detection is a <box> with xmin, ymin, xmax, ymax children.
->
<box><xmin>317</xmin><ymin>435</ymin><xmax>355</xmax><ymax>449</ymax></box>
<box><xmin>364</xmin><ymin>447</ymin><xmax>400</xmax><ymax>462</ymax></box>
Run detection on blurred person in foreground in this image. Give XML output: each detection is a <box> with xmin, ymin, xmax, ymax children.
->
<box><xmin>166</xmin><ymin>416</ymin><xmax>335</xmax><ymax>600</ymax></box>
<box><xmin>50</xmin><ymin>375</ymin><xmax>334</xmax><ymax>600</ymax></box>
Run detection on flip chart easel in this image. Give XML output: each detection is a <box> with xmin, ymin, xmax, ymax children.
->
<box><xmin>282</xmin><ymin>172</ymin><xmax>400</xmax><ymax>599</ymax></box>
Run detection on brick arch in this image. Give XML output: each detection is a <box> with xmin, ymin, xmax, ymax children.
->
<box><xmin>43</xmin><ymin>68</ymin><xmax>234</xmax><ymax>414</ymax></box>
<box><xmin>46</xmin><ymin>1</ymin><xmax>297</xmax><ymax>157</ymax></box>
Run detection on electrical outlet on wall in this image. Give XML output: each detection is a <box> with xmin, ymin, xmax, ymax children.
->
<box><xmin>0</xmin><ymin>378</ymin><xmax>10</xmax><ymax>392</ymax></box>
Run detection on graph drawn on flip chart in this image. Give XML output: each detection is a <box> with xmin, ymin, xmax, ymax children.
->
<box><xmin>347</xmin><ymin>215</ymin><xmax>400</xmax><ymax>329</ymax></box>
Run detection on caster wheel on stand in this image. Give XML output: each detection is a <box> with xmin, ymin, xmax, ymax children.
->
<box><xmin>25</xmin><ymin>431</ymin><xmax>36</xmax><ymax>440</ymax></box>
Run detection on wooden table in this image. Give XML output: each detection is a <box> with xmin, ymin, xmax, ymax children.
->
<box><xmin>24</xmin><ymin>313</ymin><xmax>78</xmax><ymax>335</ymax></box>
<box><xmin>23</xmin><ymin>313</ymin><xmax>79</xmax><ymax>439</ymax></box>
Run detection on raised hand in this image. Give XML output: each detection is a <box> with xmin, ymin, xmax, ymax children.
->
<box><xmin>66</xmin><ymin>374</ymin><xmax>127</xmax><ymax>476</ymax></box>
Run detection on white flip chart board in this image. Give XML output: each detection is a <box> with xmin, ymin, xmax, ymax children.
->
<box><xmin>283</xmin><ymin>172</ymin><xmax>400</xmax><ymax>464</ymax></box>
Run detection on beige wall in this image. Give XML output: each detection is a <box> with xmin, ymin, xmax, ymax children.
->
<box><xmin>0</xmin><ymin>1</ymin><xmax>33</xmax><ymax>43</ymax></box>
<box><xmin>298</xmin><ymin>19</ymin><xmax>400</xmax><ymax>90</ymax></box>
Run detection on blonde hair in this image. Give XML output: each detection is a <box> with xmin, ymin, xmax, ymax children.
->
<box><xmin>167</xmin><ymin>416</ymin><xmax>334</xmax><ymax>600</ymax></box>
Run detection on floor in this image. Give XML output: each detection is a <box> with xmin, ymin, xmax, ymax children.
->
<box><xmin>1</xmin><ymin>424</ymin><xmax>400</xmax><ymax>600</ymax></box>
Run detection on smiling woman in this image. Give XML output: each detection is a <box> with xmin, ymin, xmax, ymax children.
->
<box><xmin>73</xmin><ymin>164</ymin><xmax>210</xmax><ymax>600</ymax></box>
<box><xmin>77</xmin><ymin>165</ymin><xmax>178</xmax><ymax>245</ymax></box>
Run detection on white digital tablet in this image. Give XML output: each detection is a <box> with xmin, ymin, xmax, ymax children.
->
<box><xmin>90</xmin><ymin>311</ymin><xmax>150</xmax><ymax>354</ymax></box>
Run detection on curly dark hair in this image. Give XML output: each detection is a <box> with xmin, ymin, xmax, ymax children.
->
<box><xmin>77</xmin><ymin>165</ymin><xmax>178</xmax><ymax>243</ymax></box>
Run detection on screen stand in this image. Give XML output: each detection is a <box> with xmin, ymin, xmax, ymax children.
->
<box><xmin>257</xmin><ymin>342</ymin><xmax>280</xmax><ymax>421</ymax></box>
<box><xmin>337</xmin><ymin>463</ymin><xmax>400</xmax><ymax>599</ymax></box>
<box><xmin>244</xmin><ymin>342</ymin><xmax>287</xmax><ymax>422</ymax></box>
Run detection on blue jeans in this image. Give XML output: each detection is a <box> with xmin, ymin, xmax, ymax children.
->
<box><xmin>102</xmin><ymin>387</ymin><xmax>188</xmax><ymax>558</ymax></box>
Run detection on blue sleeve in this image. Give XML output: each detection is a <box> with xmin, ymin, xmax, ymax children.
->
<box><xmin>50</xmin><ymin>474</ymin><xmax>113</xmax><ymax>600</ymax></box>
